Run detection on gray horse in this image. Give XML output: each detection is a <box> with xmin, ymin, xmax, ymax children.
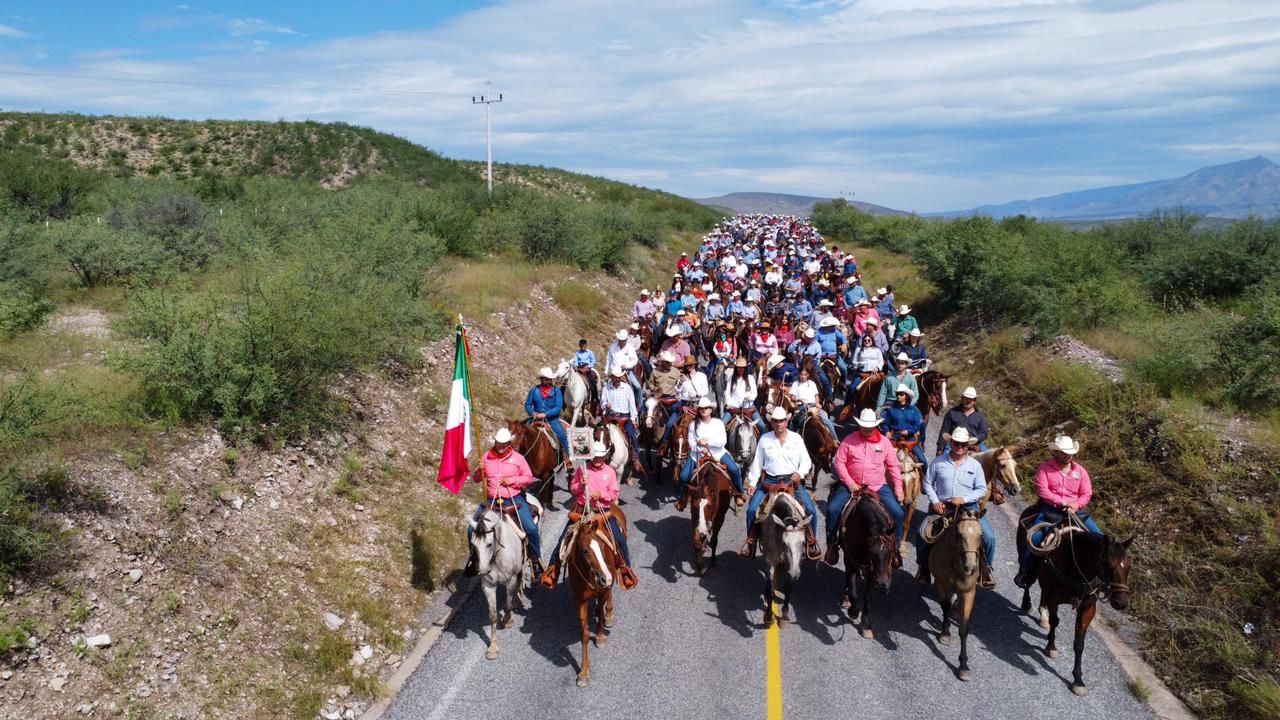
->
<box><xmin>759</xmin><ymin>492</ymin><xmax>810</xmax><ymax>627</ymax></box>
<box><xmin>469</xmin><ymin>505</ymin><xmax>536</xmax><ymax>660</ymax></box>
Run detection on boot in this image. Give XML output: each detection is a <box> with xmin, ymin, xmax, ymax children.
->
<box><xmin>629</xmin><ymin>447</ymin><xmax>645</xmax><ymax>475</ymax></box>
<box><xmin>738</xmin><ymin>529</ymin><xmax>758</xmax><ymax>559</ymax></box>
<box><xmin>463</xmin><ymin>548</ymin><xmax>479</xmax><ymax>577</ymax></box>
<box><xmin>803</xmin><ymin>528</ymin><xmax>822</xmax><ymax>561</ymax></box>
<box><xmin>980</xmin><ymin>564</ymin><xmax>996</xmax><ymax>590</ymax></box>
<box><xmin>619</xmin><ymin>565</ymin><xmax>639</xmax><ymax>590</ymax></box>
<box><xmin>674</xmin><ymin>492</ymin><xmax>688</xmax><ymax>512</ymax></box>
<box><xmin>916</xmin><ymin>566</ymin><xmax>931</xmax><ymax>586</ymax></box>
<box><xmin>540</xmin><ymin>561</ymin><xmax>560</xmax><ymax>589</ymax></box>
<box><xmin>529</xmin><ymin>554</ymin><xmax>545</xmax><ymax>578</ymax></box>
<box><xmin>823</xmin><ymin>534</ymin><xmax>841</xmax><ymax>566</ymax></box>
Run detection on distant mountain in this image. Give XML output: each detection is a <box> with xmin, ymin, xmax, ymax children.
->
<box><xmin>695</xmin><ymin>192</ymin><xmax>906</xmax><ymax>218</ymax></box>
<box><xmin>941</xmin><ymin>156</ymin><xmax>1280</xmax><ymax>220</ymax></box>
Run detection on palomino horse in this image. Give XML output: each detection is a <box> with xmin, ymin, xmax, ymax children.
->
<box><xmin>926</xmin><ymin>506</ymin><xmax>986</xmax><ymax>681</ymax></box>
<box><xmin>796</xmin><ymin>408</ymin><xmax>838</xmax><ymax>491</ymax></box>
<box><xmin>591</xmin><ymin>419</ymin><xmax>632</xmax><ymax>486</ymax></box>
<box><xmin>555</xmin><ymin>359</ymin><xmax>593</xmax><ymax>428</ymax></box>
<box><xmin>893</xmin><ymin>441</ymin><xmax>924</xmax><ymax>552</ymax></box>
<box><xmin>758</xmin><ymin>490</ymin><xmax>811</xmax><ymax>627</ymax></box>
<box><xmin>839</xmin><ymin>373</ymin><xmax>885</xmax><ymax>420</ymax></box>
<box><xmin>469</xmin><ymin>503</ymin><xmax>538</xmax><ymax>660</ymax></box>
<box><xmin>639</xmin><ymin>399</ymin><xmax>669</xmax><ymax>478</ymax></box>
<box><xmin>686</xmin><ymin>457</ymin><xmax>735</xmax><ymax>575</ymax></box>
<box><xmin>507</xmin><ymin>419</ymin><xmax>560</xmax><ymax>507</ymax></box>
<box><xmin>838</xmin><ymin>492</ymin><xmax>900</xmax><ymax>639</ymax></box>
<box><xmin>915</xmin><ymin>370</ymin><xmax>949</xmax><ymax>423</ymax></box>
<box><xmin>972</xmin><ymin>446</ymin><xmax>1020</xmax><ymax>507</ymax></box>
<box><xmin>567</xmin><ymin>508</ymin><xmax>630</xmax><ymax>687</ymax></box>
<box><xmin>1016</xmin><ymin>507</ymin><xmax>1133</xmax><ymax>696</ymax></box>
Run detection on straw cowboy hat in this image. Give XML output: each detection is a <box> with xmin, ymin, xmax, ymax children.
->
<box><xmin>820</xmin><ymin>316</ymin><xmax>839</xmax><ymax>328</ymax></box>
<box><xmin>1052</xmin><ymin>435</ymin><xmax>1080</xmax><ymax>455</ymax></box>
<box><xmin>769</xmin><ymin>406</ymin><xmax>790</xmax><ymax>421</ymax></box>
<box><xmin>591</xmin><ymin>441</ymin><xmax>610</xmax><ymax>457</ymax></box>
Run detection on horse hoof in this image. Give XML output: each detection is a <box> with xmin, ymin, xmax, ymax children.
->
<box><xmin>1071</xmin><ymin>683</ymin><xmax>1089</xmax><ymax>697</ymax></box>
<box><xmin>939</xmin><ymin>635</ymin><xmax>952</xmax><ymax>646</ymax></box>
<box><xmin>1045</xmin><ymin>647</ymin><xmax>1059</xmax><ymax>659</ymax></box>
<box><xmin>576</xmin><ymin>674</ymin><xmax>590</xmax><ymax>688</ymax></box>
<box><xmin>958</xmin><ymin>669</ymin><xmax>973</xmax><ymax>682</ymax></box>
<box><xmin>486</xmin><ymin>648</ymin><xmax>499</xmax><ymax>661</ymax></box>
<box><xmin>605</xmin><ymin>613</ymin><xmax>615</xmax><ymax>628</ymax></box>
<box><xmin>1040</xmin><ymin>619</ymin><xmax>1051</xmax><ymax>630</ymax></box>
<box><xmin>860</xmin><ymin>628</ymin><xmax>874</xmax><ymax>640</ymax></box>
<box><xmin>594</xmin><ymin>635</ymin><xmax>607</xmax><ymax>648</ymax></box>
<box><xmin>501</xmin><ymin>618</ymin><xmax>514</xmax><ymax>629</ymax></box>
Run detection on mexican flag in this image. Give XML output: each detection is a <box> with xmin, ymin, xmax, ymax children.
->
<box><xmin>435</xmin><ymin>322</ymin><xmax>473</xmax><ymax>494</ymax></box>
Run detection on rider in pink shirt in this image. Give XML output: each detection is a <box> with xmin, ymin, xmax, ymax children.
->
<box><xmin>541</xmin><ymin>443</ymin><xmax>635</xmax><ymax>589</ymax></box>
<box><xmin>828</xmin><ymin>409</ymin><xmax>906</xmax><ymax>554</ymax></box>
<box><xmin>465</xmin><ymin>428</ymin><xmax>542</xmax><ymax>576</ymax></box>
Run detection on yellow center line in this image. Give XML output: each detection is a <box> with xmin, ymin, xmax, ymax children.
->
<box><xmin>766</xmin><ymin>601</ymin><xmax>783</xmax><ymax>720</ymax></box>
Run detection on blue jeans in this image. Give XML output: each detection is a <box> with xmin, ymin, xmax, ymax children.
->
<box><xmin>815</xmin><ymin>366</ymin><xmax>833</xmax><ymax>400</ymax></box>
<box><xmin>826</xmin><ymin>484</ymin><xmax>904</xmax><ymax>544</ymax></box>
<box><xmin>469</xmin><ymin>495</ymin><xmax>541</xmax><ymax>559</ymax></box>
<box><xmin>528</xmin><ymin>417</ymin><xmax>570</xmax><ymax>461</ymax></box>
<box><xmin>746</xmin><ymin>477</ymin><xmax>818</xmax><ymax>533</ymax></box>
<box><xmin>678</xmin><ymin>453</ymin><xmax>743</xmax><ymax>496</ymax></box>
<box><xmin>628</xmin><ymin>371</ymin><xmax>644</xmax><ymax>410</ymax></box>
<box><xmin>552</xmin><ymin>513</ymin><xmax>631</xmax><ymax>566</ymax></box>
<box><xmin>662</xmin><ymin>401</ymin><xmax>687</xmax><ymax>444</ymax></box>
<box><xmin>1020</xmin><ymin>507</ymin><xmax>1102</xmax><ymax>566</ymax></box>
<box><xmin>915</xmin><ymin>502</ymin><xmax>995</xmax><ymax>568</ymax></box>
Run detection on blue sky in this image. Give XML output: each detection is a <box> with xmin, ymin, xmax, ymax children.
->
<box><xmin>1</xmin><ymin>0</ymin><xmax>1278</xmax><ymax>211</ymax></box>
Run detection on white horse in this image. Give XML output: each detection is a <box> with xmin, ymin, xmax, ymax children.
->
<box><xmin>594</xmin><ymin>421</ymin><xmax>631</xmax><ymax>486</ymax></box>
<box><xmin>726</xmin><ymin>415</ymin><xmax>759</xmax><ymax>491</ymax></box>
<box><xmin>759</xmin><ymin>493</ymin><xmax>810</xmax><ymax>627</ymax></box>
<box><xmin>468</xmin><ymin>499</ymin><xmax>542</xmax><ymax>660</ymax></box>
<box><xmin>555</xmin><ymin>359</ymin><xmax>592</xmax><ymax>428</ymax></box>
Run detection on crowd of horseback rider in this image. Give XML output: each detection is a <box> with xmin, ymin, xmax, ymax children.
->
<box><xmin>463</xmin><ymin>212</ymin><xmax>1122</xmax><ymax>613</ymax></box>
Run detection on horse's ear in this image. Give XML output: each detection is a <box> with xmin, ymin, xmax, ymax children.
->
<box><xmin>1121</xmin><ymin>536</ymin><xmax>1134</xmax><ymax>549</ymax></box>
<box><xmin>467</xmin><ymin>517</ymin><xmax>477</xmax><ymax>531</ymax></box>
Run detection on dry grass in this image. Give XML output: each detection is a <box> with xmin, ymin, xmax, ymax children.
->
<box><xmin>849</xmin><ymin>244</ymin><xmax>937</xmax><ymax>308</ymax></box>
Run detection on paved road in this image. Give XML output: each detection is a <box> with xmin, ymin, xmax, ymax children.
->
<box><xmin>384</xmin><ymin>411</ymin><xmax>1153</xmax><ymax>720</ymax></box>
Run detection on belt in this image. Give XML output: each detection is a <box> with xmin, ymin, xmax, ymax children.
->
<box><xmin>764</xmin><ymin>474</ymin><xmax>793</xmax><ymax>483</ymax></box>
<box><xmin>487</xmin><ymin>496</ymin><xmax>520</xmax><ymax>506</ymax></box>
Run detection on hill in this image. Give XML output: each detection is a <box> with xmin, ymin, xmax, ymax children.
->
<box><xmin>944</xmin><ymin>156</ymin><xmax>1280</xmax><ymax>220</ymax></box>
<box><xmin>695</xmin><ymin>191</ymin><xmax>905</xmax><ymax>218</ymax></box>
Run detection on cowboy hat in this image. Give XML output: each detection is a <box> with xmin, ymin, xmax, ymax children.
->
<box><xmin>803</xmin><ymin>328</ymin><xmax>816</xmax><ymax>339</ymax></box>
<box><xmin>640</xmin><ymin>288</ymin><xmax>650</xmax><ymax>296</ymax></box>
<box><xmin>734</xmin><ymin>357</ymin><xmax>748</xmax><ymax>367</ymax></box>
<box><xmin>494</xmin><ymin>428</ymin><xmax>514</xmax><ymax>444</ymax></box>
<box><xmin>683</xmin><ymin>355</ymin><xmax>698</xmax><ymax>366</ymax></box>
<box><xmin>766</xmin><ymin>354</ymin><xmax>785</xmax><ymax>370</ymax></box>
<box><xmin>909</xmin><ymin>328</ymin><xmax>923</xmax><ymax>338</ymax></box>
<box><xmin>898</xmin><ymin>304</ymin><xmax>911</xmax><ymax>314</ymax></box>
<box><xmin>877</xmin><ymin>287</ymin><xmax>888</xmax><ymax>295</ymax></box>
<box><xmin>962</xmin><ymin>386</ymin><xmax>978</xmax><ymax>399</ymax></box>
<box><xmin>855</xmin><ymin>408</ymin><xmax>880</xmax><ymax>428</ymax></box>
<box><xmin>665</xmin><ymin>326</ymin><xmax>681</xmax><ymax>337</ymax></box>
<box><xmin>591</xmin><ymin>441</ymin><xmax>610</xmax><ymax>457</ymax></box>
<box><xmin>615</xmin><ymin>329</ymin><xmax>629</xmax><ymax>341</ymax></box>
<box><xmin>865</xmin><ymin>317</ymin><xmax>879</xmax><ymax>325</ymax></box>
<box><xmin>658</xmin><ymin>351</ymin><xmax>676</xmax><ymax>363</ymax></box>
<box><xmin>818</xmin><ymin>299</ymin><xmax>833</xmax><ymax>307</ymax></box>
<box><xmin>951</xmin><ymin>427</ymin><xmax>977</xmax><ymax>445</ymax></box>
<box><xmin>769</xmin><ymin>406</ymin><xmax>790</xmax><ymax>421</ymax></box>
<box><xmin>697</xmin><ymin>396</ymin><xmax>715</xmax><ymax>409</ymax></box>
<box><xmin>896</xmin><ymin>352</ymin><xmax>910</xmax><ymax>362</ymax></box>
<box><xmin>709</xmin><ymin>293</ymin><xmax>720</xmax><ymax>300</ymax></box>
<box><xmin>609</xmin><ymin>366</ymin><xmax>626</xmax><ymax>378</ymax></box>
<box><xmin>819</xmin><ymin>316</ymin><xmax>839</xmax><ymax>328</ymax></box>
<box><xmin>538</xmin><ymin>367</ymin><xmax>555</xmax><ymax>379</ymax></box>
<box><xmin>895</xmin><ymin>385</ymin><xmax>916</xmax><ymax>399</ymax></box>
<box><xmin>1053</xmin><ymin>435</ymin><xmax>1080</xmax><ymax>455</ymax></box>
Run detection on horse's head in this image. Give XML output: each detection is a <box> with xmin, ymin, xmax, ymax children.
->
<box><xmin>505</xmin><ymin>419</ymin><xmax>528</xmax><ymax>445</ymax></box>
<box><xmin>573</xmin><ymin>515</ymin><xmax>617</xmax><ymax>588</ymax></box>
<box><xmin>768</xmin><ymin>499</ymin><xmax>810</xmax><ymax>581</ymax></box>
<box><xmin>468</xmin><ymin>509</ymin><xmax>502</xmax><ymax>576</ymax></box>
<box><xmin>688</xmin><ymin>461</ymin><xmax>728</xmax><ymax>552</ymax></box>
<box><xmin>925</xmin><ymin>373</ymin><xmax>949</xmax><ymax>413</ymax></box>
<box><xmin>994</xmin><ymin>446</ymin><xmax>1021</xmax><ymax>495</ymax></box>
<box><xmin>952</xmin><ymin>507</ymin><xmax>986</xmax><ymax>578</ymax></box>
<box><xmin>553</xmin><ymin>359</ymin><xmax>572</xmax><ymax>384</ymax></box>
<box><xmin>1104</xmin><ymin>536</ymin><xmax>1134</xmax><ymax>611</ymax></box>
<box><xmin>857</xmin><ymin>496</ymin><xmax>898</xmax><ymax>591</ymax></box>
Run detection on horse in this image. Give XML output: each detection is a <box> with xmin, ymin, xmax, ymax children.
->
<box><xmin>685</xmin><ymin>458</ymin><xmax>735</xmax><ymax>576</ymax></box>
<box><xmin>637</xmin><ymin>319</ymin><xmax>655</xmax><ymax>358</ymax></box>
<box><xmin>1016</xmin><ymin>507</ymin><xmax>1133</xmax><ymax>696</ymax></box>
<box><xmin>725</xmin><ymin>410</ymin><xmax>759</xmax><ymax>486</ymax></box>
<box><xmin>916</xmin><ymin>370</ymin><xmax>949</xmax><ymax>423</ymax></box>
<box><xmin>925</xmin><ymin>506</ymin><xmax>986</xmax><ymax>681</ymax></box>
<box><xmin>639</xmin><ymin>399</ymin><xmax>669</xmax><ymax>477</ymax></box>
<box><xmin>820</xmin><ymin>355</ymin><xmax>845</xmax><ymax>398</ymax></box>
<box><xmin>468</xmin><ymin>504</ymin><xmax>536</xmax><ymax>660</ymax></box>
<box><xmin>796</xmin><ymin>407</ymin><xmax>838</xmax><ymax>491</ymax></box>
<box><xmin>592</xmin><ymin>419</ymin><xmax>632</xmax><ymax>486</ymax></box>
<box><xmin>838</xmin><ymin>492</ymin><xmax>900</xmax><ymax>639</ymax></box>
<box><xmin>507</xmin><ymin>419</ymin><xmax>560</xmax><ymax>507</ymax></box>
<box><xmin>893</xmin><ymin>441</ymin><xmax>924</xmax><ymax>552</ymax></box>
<box><xmin>972</xmin><ymin>446</ymin><xmax>1020</xmax><ymax>506</ymax></box>
<box><xmin>555</xmin><ymin>359</ymin><xmax>593</xmax><ymax>428</ymax></box>
<box><xmin>566</xmin><ymin>508</ymin><xmax>629</xmax><ymax>687</ymax></box>
<box><xmin>758</xmin><ymin>489</ymin><xmax>811</xmax><ymax>627</ymax></box>
<box><xmin>668</xmin><ymin>409</ymin><xmax>695</xmax><ymax>485</ymax></box>
<box><xmin>760</xmin><ymin>381</ymin><xmax>794</xmax><ymax>416</ymax></box>
<box><xmin>838</xmin><ymin>372</ymin><xmax>885</xmax><ymax>421</ymax></box>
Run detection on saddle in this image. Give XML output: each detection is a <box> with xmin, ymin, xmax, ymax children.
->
<box><xmin>488</xmin><ymin>494</ymin><xmax>543</xmax><ymax>541</ymax></box>
<box><xmin>753</xmin><ymin>485</ymin><xmax>803</xmax><ymax>527</ymax></box>
<box><xmin>890</xmin><ymin>437</ymin><xmax>919</xmax><ymax>452</ymax></box>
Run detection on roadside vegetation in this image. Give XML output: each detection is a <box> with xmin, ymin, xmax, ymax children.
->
<box><xmin>817</xmin><ymin>200</ymin><xmax>1280</xmax><ymax>720</ymax></box>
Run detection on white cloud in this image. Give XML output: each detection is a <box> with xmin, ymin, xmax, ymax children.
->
<box><xmin>228</xmin><ymin>17</ymin><xmax>296</xmax><ymax>37</ymax></box>
<box><xmin>0</xmin><ymin>23</ymin><xmax>27</xmax><ymax>38</ymax></box>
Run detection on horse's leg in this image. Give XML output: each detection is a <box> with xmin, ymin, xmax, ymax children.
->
<box><xmin>843</xmin><ymin>564</ymin><xmax>855</xmax><ymax>615</ymax></box>
<box><xmin>1020</xmin><ymin>586</ymin><xmax>1032</xmax><ymax>613</ymax></box>
<box><xmin>539</xmin><ymin>471</ymin><xmax>554</xmax><ymax>509</ymax></box>
<box><xmin>1070</xmin><ymin>600</ymin><xmax>1097</xmax><ymax>695</ymax></box>
<box><xmin>764</xmin><ymin>570</ymin><xmax>776</xmax><ymax>627</ymax></box>
<box><xmin>594</xmin><ymin>592</ymin><xmax>609</xmax><ymax>648</ymax></box>
<box><xmin>1039</xmin><ymin>595</ymin><xmax>1051</xmax><ymax>630</ymax></box>
<box><xmin>604</xmin><ymin>588</ymin><xmax>615</xmax><ymax>629</ymax></box>
<box><xmin>576</xmin><ymin>598</ymin><xmax>592</xmax><ymax>687</ymax></box>
<box><xmin>860</xmin><ymin>572</ymin><xmax>874</xmax><ymax>639</ymax></box>
<box><xmin>957</xmin><ymin>589</ymin><xmax>975</xmax><ymax>681</ymax></box>
<box><xmin>781</xmin><ymin>571</ymin><xmax>795</xmax><ymax>625</ymax></box>
<box><xmin>1045</xmin><ymin>599</ymin><xmax>1061</xmax><ymax>659</ymax></box>
<box><xmin>901</xmin><ymin>501</ymin><xmax>916</xmax><ymax>554</ymax></box>
<box><xmin>483</xmin><ymin>581</ymin><xmax>500</xmax><ymax>660</ymax></box>
<box><xmin>937</xmin><ymin>584</ymin><xmax>953</xmax><ymax>646</ymax></box>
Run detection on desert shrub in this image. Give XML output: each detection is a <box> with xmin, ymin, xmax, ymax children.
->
<box><xmin>1218</xmin><ymin>287</ymin><xmax>1280</xmax><ymax>409</ymax></box>
<box><xmin>0</xmin><ymin>150</ymin><xmax>102</xmax><ymax>220</ymax></box>
<box><xmin>0</xmin><ymin>281</ymin><xmax>54</xmax><ymax>337</ymax></box>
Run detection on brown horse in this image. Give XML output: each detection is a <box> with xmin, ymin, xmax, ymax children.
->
<box><xmin>838</xmin><ymin>492</ymin><xmax>901</xmax><ymax>639</ymax></box>
<box><xmin>797</xmin><ymin>408</ymin><xmax>838</xmax><ymax>490</ymax></box>
<box><xmin>686</xmin><ymin>458</ymin><xmax>735</xmax><ymax>575</ymax></box>
<box><xmin>820</xmin><ymin>355</ymin><xmax>845</xmax><ymax>398</ymax></box>
<box><xmin>973</xmin><ymin>446</ymin><xmax>1020</xmax><ymax>507</ymax></box>
<box><xmin>915</xmin><ymin>370</ymin><xmax>949</xmax><ymax>423</ymax></box>
<box><xmin>567</xmin><ymin>508</ymin><xmax>630</xmax><ymax>687</ymax></box>
<box><xmin>638</xmin><ymin>399</ymin><xmax>669</xmax><ymax>478</ymax></box>
<box><xmin>838</xmin><ymin>373</ymin><xmax>885</xmax><ymax>421</ymax></box>
<box><xmin>636</xmin><ymin>321</ymin><xmax>654</xmax><ymax>359</ymax></box>
<box><xmin>1016</xmin><ymin>506</ymin><xmax>1133</xmax><ymax>696</ymax></box>
<box><xmin>669</xmin><ymin>410</ymin><xmax>694</xmax><ymax>485</ymax></box>
<box><xmin>507</xmin><ymin>419</ymin><xmax>560</xmax><ymax>507</ymax></box>
<box><xmin>926</xmin><ymin>506</ymin><xmax>985</xmax><ymax>681</ymax></box>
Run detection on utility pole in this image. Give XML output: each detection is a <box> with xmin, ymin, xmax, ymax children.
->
<box><xmin>472</xmin><ymin>81</ymin><xmax>503</xmax><ymax>196</ymax></box>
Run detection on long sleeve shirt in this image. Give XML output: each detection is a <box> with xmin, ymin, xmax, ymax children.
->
<box><xmin>572</xmin><ymin>462</ymin><xmax>620</xmax><ymax>509</ymax></box>
<box><xmin>601</xmin><ymin>382</ymin><xmax>638</xmax><ymax>422</ymax></box>
<box><xmin>1035</xmin><ymin>460</ymin><xmax>1094</xmax><ymax>508</ymax></box>
<box><xmin>853</xmin><ymin>346</ymin><xmax>884</xmax><ymax>373</ymax></box>
<box><xmin>479</xmin><ymin>449</ymin><xmax>535</xmax><ymax>499</ymax></box>
<box><xmin>646</xmin><ymin>368</ymin><xmax>680</xmax><ymax>397</ymax></box>
<box><xmin>816</xmin><ymin>329</ymin><xmax>846</xmax><ymax>355</ymax></box>
<box><xmin>606</xmin><ymin>342</ymin><xmax>638</xmax><ymax>371</ymax></box>
<box><xmin>632</xmin><ymin>299</ymin><xmax>657</xmax><ymax>318</ymax></box>
<box><xmin>705</xmin><ymin>303</ymin><xmax>726</xmax><ymax>321</ymax></box>
<box><xmin>748</xmin><ymin>430</ymin><xmax>813</xmax><ymax>482</ymax></box>
<box><xmin>789</xmin><ymin>380</ymin><xmax>820</xmax><ymax>406</ymax></box>
<box><xmin>834</xmin><ymin>432</ymin><xmax>903</xmax><ymax>495</ymax></box>
<box><xmin>880</xmin><ymin>404</ymin><xmax>924</xmax><ymax>437</ymax></box>
<box><xmin>876</xmin><ymin>371</ymin><xmax>919</xmax><ymax>408</ymax></box>
<box><xmin>895</xmin><ymin>315</ymin><xmax>919</xmax><ymax>339</ymax></box>
<box><xmin>675</xmin><ymin>371</ymin><xmax>710</xmax><ymax>402</ymax></box>
<box><xmin>923</xmin><ymin>455</ymin><xmax>987</xmax><ymax>505</ymax></box>
<box><xmin>574</xmin><ymin>349</ymin><xmax>597</xmax><ymax>369</ymax></box>
<box><xmin>751</xmin><ymin>333</ymin><xmax>779</xmax><ymax>357</ymax></box>
<box><xmin>936</xmin><ymin>406</ymin><xmax>991</xmax><ymax>454</ymax></box>
<box><xmin>524</xmin><ymin>385</ymin><xmax>563</xmax><ymax>420</ymax></box>
<box><xmin>687</xmin><ymin>418</ymin><xmax>729</xmax><ymax>461</ymax></box>
<box><xmin>724</xmin><ymin>375</ymin><xmax>757</xmax><ymax>409</ymax></box>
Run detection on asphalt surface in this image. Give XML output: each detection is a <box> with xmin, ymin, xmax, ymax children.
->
<box><xmin>383</xmin><ymin>410</ymin><xmax>1154</xmax><ymax>720</ymax></box>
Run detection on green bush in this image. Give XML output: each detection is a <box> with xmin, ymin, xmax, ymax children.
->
<box><xmin>1219</xmin><ymin>288</ymin><xmax>1280</xmax><ymax>409</ymax></box>
<box><xmin>0</xmin><ymin>280</ymin><xmax>53</xmax><ymax>337</ymax></box>
<box><xmin>0</xmin><ymin>150</ymin><xmax>102</xmax><ymax>220</ymax></box>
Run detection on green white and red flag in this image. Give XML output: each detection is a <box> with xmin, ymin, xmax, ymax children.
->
<box><xmin>435</xmin><ymin>321</ymin><xmax>474</xmax><ymax>494</ymax></box>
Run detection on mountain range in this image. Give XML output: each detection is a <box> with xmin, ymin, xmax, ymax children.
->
<box><xmin>945</xmin><ymin>156</ymin><xmax>1280</xmax><ymax>220</ymax></box>
<box><xmin>694</xmin><ymin>192</ymin><xmax>904</xmax><ymax>218</ymax></box>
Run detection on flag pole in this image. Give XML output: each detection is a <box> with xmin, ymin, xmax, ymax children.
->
<box><xmin>459</xmin><ymin>314</ymin><xmax>479</xmax><ymax>461</ymax></box>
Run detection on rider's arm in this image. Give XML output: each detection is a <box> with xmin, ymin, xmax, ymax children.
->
<box><xmin>884</xmin><ymin>441</ymin><xmax>903</xmax><ymax>496</ymax></box>
<box><xmin>1076</xmin><ymin>465</ymin><xmax>1093</xmax><ymax>508</ymax></box>
<box><xmin>832</xmin><ymin>441</ymin><xmax>854</xmax><ymax>489</ymax></box>
<box><xmin>524</xmin><ymin>388</ymin><xmax>537</xmax><ymax>418</ymax></box>
<box><xmin>510</xmin><ymin>454</ymin><xmax>536</xmax><ymax>489</ymax></box>
<box><xmin>1035</xmin><ymin>463</ymin><xmax>1063</xmax><ymax>507</ymax></box>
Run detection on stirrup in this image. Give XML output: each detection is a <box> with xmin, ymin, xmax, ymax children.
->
<box><xmin>539</xmin><ymin>564</ymin><xmax>560</xmax><ymax>589</ymax></box>
<box><xmin>619</xmin><ymin>566</ymin><xmax>639</xmax><ymax>590</ymax></box>
<box><xmin>738</xmin><ymin>538</ymin><xmax>757</xmax><ymax>559</ymax></box>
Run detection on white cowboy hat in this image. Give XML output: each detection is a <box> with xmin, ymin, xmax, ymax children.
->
<box><xmin>766</xmin><ymin>353</ymin><xmax>785</xmax><ymax>370</ymax></box>
<box><xmin>665</xmin><ymin>326</ymin><xmax>681</xmax><ymax>337</ymax></box>
<box><xmin>609</xmin><ymin>366</ymin><xmax>626</xmax><ymax>378</ymax></box>
<box><xmin>877</xmin><ymin>287</ymin><xmax>888</xmax><ymax>295</ymax></box>
<box><xmin>818</xmin><ymin>279</ymin><xmax>830</xmax><ymax>286</ymax></box>
<box><xmin>896</xmin><ymin>352</ymin><xmax>910</xmax><ymax>362</ymax></box>
<box><xmin>803</xmin><ymin>328</ymin><xmax>816</xmax><ymax>339</ymax></box>
<box><xmin>538</xmin><ymin>367</ymin><xmax>555</xmax><ymax>379</ymax></box>
<box><xmin>697</xmin><ymin>396</ymin><xmax>715</xmax><ymax>409</ymax></box>
<box><xmin>818</xmin><ymin>299</ymin><xmax>833</xmax><ymax>307</ymax></box>
<box><xmin>680</xmin><ymin>251</ymin><xmax>688</xmax><ymax>256</ymax></box>
<box><xmin>855</xmin><ymin>408</ymin><xmax>880</xmax><ymax>428</ymax></box>
<box><xmin>951</xmin><ymin>427</ymin><xmax>976</xmax><ymax>445</ymax></box>
<box><xmin>909</xmin><ymin>328</ymin><xmax>923</xmax><ymax>338</ymax></box>
<box><xmin>658</xmin><ymin>351</ymin><xmax>676</xmax><ymax>363</ymax></box>
<box><xmin>615</xmin><ymin>329</ymin><xmax>629</xmax><ymax>341</ymax></box>
<box><xmin>898</xmin><ymin>304</ymin><xmax>911</xmax><ymax>314</ymax></box>
<box><xmin>591</xmin><ymin>441</ymin><xmax>610</xmax><ymax>457</ymax></box>
<box><xmin>640</xmin><ymin>289</ymin><xmax>650</xmax><ymax>296</ymax></box>
<box><xmin>819</xmin><ymin>316</ymin><xmax>839</xmax><ymax>328</ymax></box>
<box><xmin>1053</xmin><ymin>435</ymin><xmax>1080</xmax><ymax>455</ymax></box>
<box><xmin>895</xmin><ymin>385</ymin><xmax>916</xmax><ymax>399</ymax></box>
<box><xmin>769</xmin><ymin>406</ymin><xmax>790</xmax><ymax>421</ymax></box>
<box><xmin>962</xmin><ymin>386</ymin><xmax>978</xmax><ymax>399</ymax></box>
<box><xmin>494</xmin><ymin>428</ymin><xmax>514</xmax><ymax>444</ymax></box>
<box><xmin>709</xmin><ymin>293</ymin><xmax>720</xmax><ymax>300</ymax></box>
<box><xmin>865</xmin><ymin>317</ymin><xmax>879</xmax><ymax>325</ymax></box>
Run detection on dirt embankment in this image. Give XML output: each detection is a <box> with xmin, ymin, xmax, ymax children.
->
<box><xmin>0</xmin><ymin>266</ymin><xmax>644</xmax><ymax>720</ymax></box>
